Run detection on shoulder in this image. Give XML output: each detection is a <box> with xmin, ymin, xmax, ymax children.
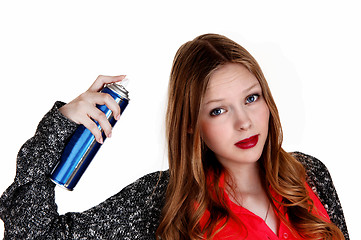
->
<box><xmin>291</xmin><ymin>152</ymin><xmax>328</xmax><ymax>175</ymax></box>
<box><xmin>290</xmin><ymin>152</ymin><xmax>349</xmax><ymax>239</ymax></box>
<box><xmin>117</xmin><ymin>170</ymin><xmax>170</xmax><ymax>219</ymax></box>
<box><xmin>290</xmin><ymin>151</ymin><xmax>338</xmax><ymax>199</ymax></box>
<box><xmin>90</xmin><ymin>170</ymin><xmax>170</xmax><ymax>238</ymax></box>
<box><xmin>290</xmin><ymin>151</ymin><xmax>332</xmax><ymax>200</ymax></box>
<box><xmin>121</xmin><ymin>170</ymin><xmax>170</xmax><ymax>200</ymax></box>
<box><xmin>290</xmin><ymin>151</ymin><xmax>333</xmax><ymax>201</ymax></box>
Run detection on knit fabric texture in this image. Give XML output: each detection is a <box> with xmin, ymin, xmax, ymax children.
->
<box><xmin>0</xmin><ymin>102</ymin><xmax>349</xmax><ymax>239</ymax></box>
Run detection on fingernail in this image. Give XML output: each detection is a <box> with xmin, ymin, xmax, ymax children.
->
<box><xmin>99</xmin><ymin>137</ymin><xmax>104</xmax><ymax>144</ymax></box>
<box><xmin>108</xmin><ymin>132</ymin><xmax>112</xmax><ymax>138</ymax></box>
<box><xmin>116</xmin><ymin>114</ymin><xmax>121</xmax><ymax>120</ymax></box>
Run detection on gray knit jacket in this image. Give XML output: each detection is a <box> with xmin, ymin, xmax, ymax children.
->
<box><xmin>0</xmin><ymin>102</ymin><xmax>349</xmax><ymax>239</ymax></box>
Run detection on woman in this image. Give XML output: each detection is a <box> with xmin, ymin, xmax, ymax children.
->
<box><xmin>0</xmin><ymin>34</ymin><xmax>348</xmax><ymax>239</ymax></box>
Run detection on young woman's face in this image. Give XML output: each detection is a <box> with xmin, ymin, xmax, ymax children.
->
<box><xmin>199</xmin><ymin>63</ymin><xmax>270</xmax><ymax>169</ymax></box>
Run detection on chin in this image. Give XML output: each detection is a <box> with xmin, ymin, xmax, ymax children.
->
<box><xmin>240</xmin><ymin>152</ymin><xmax>263</xmax><ymax>164</ymax></box>
<box><xmin>217</xmin><ymin>149</ymin><xmax>264</xmax><ymax>167</ymax></box>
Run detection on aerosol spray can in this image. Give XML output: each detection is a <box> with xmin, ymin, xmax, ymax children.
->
<box><xmin>50</xmin><ymin>81</ymin><xmax>130</xmax><ymax>190</ymax></box>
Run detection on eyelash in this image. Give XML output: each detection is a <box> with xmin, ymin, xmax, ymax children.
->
<box><xmin>209</xmin><ymin>93</ymin><xmax>261</xmax><ymax>116</ymax></box>
<box><xmin>246</xmin><ymin>93</ymin><xmax>260</xmax><ymax>104</ymax></box>
<box><xmin>210</xmin><ymin>108</ymin><xmax>226</xmax><ymax>116</ymax></box>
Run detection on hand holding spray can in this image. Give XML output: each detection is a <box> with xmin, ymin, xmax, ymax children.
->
<box><xmin>50</xmin><ymin>80</ymin><xmax>130</xmax><ymax>190</ymax></box>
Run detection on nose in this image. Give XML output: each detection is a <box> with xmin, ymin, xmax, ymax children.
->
<box><xmin>234</xmin><ymin>107</ymin><xmax>252</xmax><ymax>131</ymax></box>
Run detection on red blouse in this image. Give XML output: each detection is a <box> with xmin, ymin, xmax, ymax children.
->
<box><xmin>201</xmin><ymin>176</ymin><xmax>330</xmax><ymax>239</ymax></box>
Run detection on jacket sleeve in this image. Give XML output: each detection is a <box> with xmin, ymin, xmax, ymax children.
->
<box><xmin>0</xmin><ymin>102</ymin><xmax>166</xmax><ymax>239</ymax></box>
<box><xmin>292</xmin><ymin>152</ymin><xmax>349</xmax><ymax>240</ymax></box>
<box><xmin>0</xmin><ymin>101</ymin><xmax>78</xmax><ymax>239</ymax></box>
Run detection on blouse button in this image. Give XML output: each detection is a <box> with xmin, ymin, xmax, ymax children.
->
<box><xmin>283</xmin><ymin>232</ymin><xmax>289</xmax><ymax>239</ymax></box>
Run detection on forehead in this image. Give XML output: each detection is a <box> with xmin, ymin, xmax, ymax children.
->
<box><xmin>205</xmin><ymin>63</ymin><xmax>260</xmax><ymax>95</ymax></box>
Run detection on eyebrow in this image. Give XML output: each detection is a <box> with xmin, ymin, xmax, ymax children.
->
<box><xmin>244</xmin><ymin>82</ymin><xmax>260</xmax><ymax>93</ymax></box>
<box><xmin>204</xmin><ymin>82</ymin><xmax>260</xmax><ymax>105</ymax></box>
<box><xmin>204</xmin><ymin>98</ymin><xmax>225</xmax><ymax>105</ymax></box>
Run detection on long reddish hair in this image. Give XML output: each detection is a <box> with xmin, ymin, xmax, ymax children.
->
<box><xmin>156</xmin><ymin>34</ymin><xmax>344</xmax><ymax>239</ymax></box>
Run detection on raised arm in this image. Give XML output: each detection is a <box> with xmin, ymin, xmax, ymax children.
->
<box><xmin>0</xmin><ymin>75</ymin><xmax>161</xmax><ymax>239</ymax></box>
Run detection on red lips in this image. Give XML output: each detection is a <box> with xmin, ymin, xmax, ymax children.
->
<box><xmin>235</xmin><ymin>135</ymin><xmax>259</xmax><ymax>149</ymax></box>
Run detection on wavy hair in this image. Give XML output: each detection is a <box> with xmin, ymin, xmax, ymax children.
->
<box><xmin>156</xmin><ymin>34</ymin><xmax>344</xmax><ymax>239</ymax></box>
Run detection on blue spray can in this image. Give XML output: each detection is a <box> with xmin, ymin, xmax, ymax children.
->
<box><xmin>50</xmin><ymin>81</ymin><xmax>129</xmax><ymax>190</ymax></box>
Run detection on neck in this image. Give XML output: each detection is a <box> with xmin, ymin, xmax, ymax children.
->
<box><xmin>225</xmin><ymin>162</ymin><xmax>264</xmax><ymax>196</ymax></box>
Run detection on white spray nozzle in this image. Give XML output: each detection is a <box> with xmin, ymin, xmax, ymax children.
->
<box><xmin>121</xmin><ymin>77</ymin><xmax>130</xmax><ymax>88</ymax></box>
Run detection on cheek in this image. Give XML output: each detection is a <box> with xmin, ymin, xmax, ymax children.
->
<box><xmin>257</xmin><ymin>103</ymin><xmax>270</xmax><ymax>131</ymax></box>
<box><xmin>199</xmin><ymin>119</ymin><xmax>223</xmax><ymax>149</ymax></box>
<box><xmin>249</xmin><ymin>101</ymin><xmax>270</xmax><ymax>133</ymax></box>
<box><xmin>199</xmin><ymin>121</ymin><xmax>214</xmax><ymax>145</ymax></box>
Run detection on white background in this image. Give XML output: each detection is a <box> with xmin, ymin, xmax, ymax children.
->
<box><xmin>0</xmin><ymin>1</ymin><xmax>359</xmax><ymax>239</ymax></box>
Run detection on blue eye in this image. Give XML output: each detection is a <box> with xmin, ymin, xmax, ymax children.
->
<box><xmin>210</xmin><ymin>108</ymin><xmax>226</xmax><ymax>116</ymax></box>
<box><xmin>246</xmin><ymin>94</ymin><xmax>260</xmax><ymax>104</ymax></box>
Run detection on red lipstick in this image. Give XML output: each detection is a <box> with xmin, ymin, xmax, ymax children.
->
<box><xmin>235</xmin><ymin>135</ymin><xmax>259</xmax><ymax>149</ymax></box>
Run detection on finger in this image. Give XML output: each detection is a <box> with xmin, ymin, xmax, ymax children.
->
<box><xmin>83</xmin><ymin>92</ymin><xmax>121</xmax><ymax>121</ymax></box>
<box><xmin>81</xmin><ymin>117</ymin><xmax>104</xmax><ymax>144</ymax></box>
<box><xmin>99</xmin><ymin>92</ymin><xmax>121</xmax><ymax>120</ymax></box>
<box><xmin>88</xmin><ymin>75</ymin><xmax>126</xmax><ymax>92</ymax></box>
<box><xmin>87</xmin><ymin>107</ymin><xmax>113</xmax><ymax>139</ymax></box>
